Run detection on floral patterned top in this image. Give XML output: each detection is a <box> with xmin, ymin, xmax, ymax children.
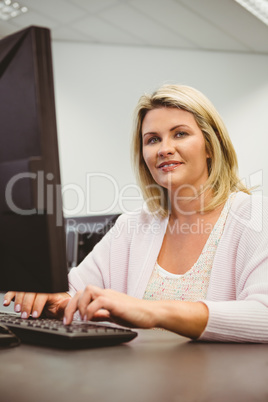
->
<box><xmin>143</xmin><ymin>196</ymin><xmax>234</xmax><ymax>302</ymax></box>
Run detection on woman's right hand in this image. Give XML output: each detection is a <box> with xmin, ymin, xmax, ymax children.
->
<box><xmin>3</xmin><ymin>291</ymin><xmax>71</xmax><ymax>319</ymax></box>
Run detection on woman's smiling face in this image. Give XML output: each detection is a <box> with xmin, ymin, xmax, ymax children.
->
<box><xmin>142</xmin><ymin>107</ymin><xmax>210</xmax><ymax>196</ymax></box>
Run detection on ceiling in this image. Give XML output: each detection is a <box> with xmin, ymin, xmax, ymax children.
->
<box><xmin>1</xmin><ymin>0</ymin><xmax>268</xmax><ymax>54</ymax></box>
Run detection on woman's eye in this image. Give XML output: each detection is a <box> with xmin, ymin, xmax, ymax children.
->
<box><xmin>147</xmin><ymin>136</ymin><xmax>159</xmax><ymax>144</ymax></box>
<box><xmin>175</xmin><ymin>131</ymin><xmax>188</xmax><ymax>138</ymax></box>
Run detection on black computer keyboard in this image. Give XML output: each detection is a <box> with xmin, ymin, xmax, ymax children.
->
<box><xmin>0</xmin><ymin>311</ymin><xmax>137</xmax><ymax>349</ymax></box>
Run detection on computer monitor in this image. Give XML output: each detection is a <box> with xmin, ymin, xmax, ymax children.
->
<box><xmin>0</xmin><ymin>26</ymin><xmax>68</xmax><ymax>293</ymax></box>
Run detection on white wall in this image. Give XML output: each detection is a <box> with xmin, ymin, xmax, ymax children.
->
<box><xmin>52</xmin><ymin>42</ymin><xmax>268</xmax><ymax>216</ymax></box>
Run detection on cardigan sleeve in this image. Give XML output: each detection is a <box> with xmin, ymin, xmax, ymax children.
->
<box><xmin>67</xmin><ymin>210</ymin><xmax>159</xmax><ymax>297</ymax></box>
<box><xmin>199</xmin><ymin>194</ymin><xmax>268</xmax><ymax>343</ymax></box>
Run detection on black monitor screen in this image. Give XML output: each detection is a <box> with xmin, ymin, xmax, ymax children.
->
<box><xmin>0</xmin><ymin>26</ymin><xmax>68</xmax><ymax>293</ymax></box>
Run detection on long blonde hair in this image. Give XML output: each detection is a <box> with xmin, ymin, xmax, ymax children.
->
<box><xmin>132</xmin><ymin>84</ymin><xmax>250</xmax><ymax>217</ymax></box>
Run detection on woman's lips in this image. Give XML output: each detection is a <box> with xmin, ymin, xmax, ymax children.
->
<box><xmin>157</xmin><ymin>161</ymin><xmax>182</xmax><ymax>172</ymax></box>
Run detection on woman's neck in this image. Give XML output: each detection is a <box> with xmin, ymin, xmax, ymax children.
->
<box><xmin>168</xmin><ymin>188</ymin><xmax>213</xmax><ymax>222</ymax></box>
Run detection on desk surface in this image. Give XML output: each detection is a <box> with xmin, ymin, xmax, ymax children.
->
<box><xmin>1</xmin><ymin>327</ymin><xmax>268</xmax><ymax>402</ymax></box>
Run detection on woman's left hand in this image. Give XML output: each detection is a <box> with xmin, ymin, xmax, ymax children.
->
<box><xmin>63</xmin><ymin>285</ymin><xmax>158</xmax><ymax>328</ymax></box>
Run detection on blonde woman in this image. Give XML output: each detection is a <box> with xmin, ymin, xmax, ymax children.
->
<box><xmin>5</xmin><ymin>85</ymin><xmax>268</xmax><ymax>342</ymax></box>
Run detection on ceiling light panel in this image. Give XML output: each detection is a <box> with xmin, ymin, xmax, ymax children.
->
<box><xmin>0</xmin><ymin>0</ymin><xmax>28</xmax><ymax>20</ymax></box>
<box><xmin>234</xmin><ymin>0</ymin><xmax>268</xmax><ymax>26</ymax></box>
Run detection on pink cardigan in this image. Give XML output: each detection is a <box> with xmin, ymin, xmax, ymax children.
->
<box><xmin>68</xmin><ymin>192</ymin><xmax>268</xmax><ymax>342</ymax></box>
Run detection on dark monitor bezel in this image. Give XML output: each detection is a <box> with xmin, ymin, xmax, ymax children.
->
<box><xmin>0</xmin><ymin>26</ymin><xmax>68</xmax><ymax>293</ymax></box>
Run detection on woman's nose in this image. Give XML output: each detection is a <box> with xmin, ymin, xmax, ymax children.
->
<box><xmin>158</xmin><ymin>140</ymin><xmax>175</xmax><ymax>157</ymax></box>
